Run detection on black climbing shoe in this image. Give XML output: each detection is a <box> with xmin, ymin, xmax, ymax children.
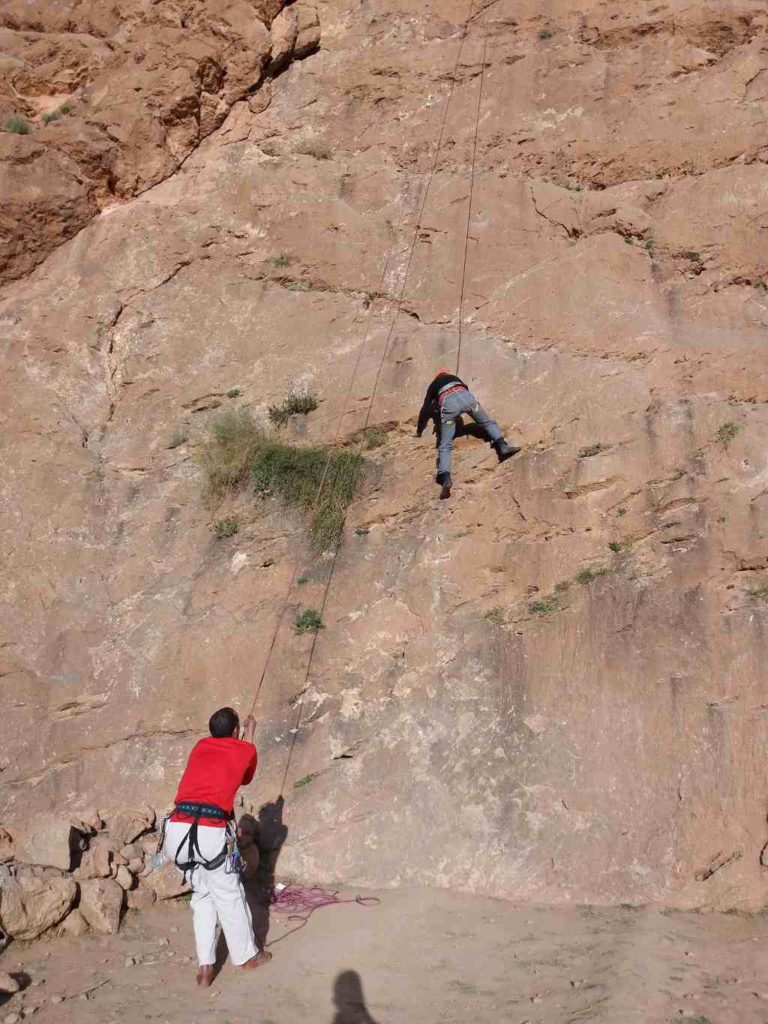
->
<box><xmin>493</xmin><ymin>439</ymin><xmax>521</xmax><ymax>463</ymax></box>
<box><xmin>436</xmin><ymin>472</ymin><xmax>452</xmax><ymax>500</ymax></box>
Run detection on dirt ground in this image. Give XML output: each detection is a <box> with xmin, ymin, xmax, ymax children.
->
<box><xmin>2</xmin><ymin>888</ymin><xmax>768</xmax><ymax>1024</ymax></box>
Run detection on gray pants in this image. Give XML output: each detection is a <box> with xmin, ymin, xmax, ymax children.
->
<box><xmin>438</xmin><ymin>389</ymin><xmax>503</xmax><ymax>476</ymax></box>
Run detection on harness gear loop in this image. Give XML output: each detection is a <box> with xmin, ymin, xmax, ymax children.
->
<box><xmin>171</xmin><ymin>802</ymin><xmax>237</xmax><ymax>879</ymax></box>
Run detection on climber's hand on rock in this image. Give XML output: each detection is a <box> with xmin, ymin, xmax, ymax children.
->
<box><xmin>242</xmin><ymin>714</ymin><xmax>256</xmax><ymax>741</ymax></box>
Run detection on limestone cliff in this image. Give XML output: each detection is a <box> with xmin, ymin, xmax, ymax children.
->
<box><xmin>1</xmin><ymin>0</ymin><xmax>767</xmax><ymax>911</ymax></box>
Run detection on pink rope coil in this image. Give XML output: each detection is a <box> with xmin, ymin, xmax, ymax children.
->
<box><xmin>267</xmin><ymin>883</ymin><xmax>379</xmax><ymax>943</ymax></box>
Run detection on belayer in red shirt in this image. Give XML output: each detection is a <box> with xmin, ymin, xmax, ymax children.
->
<box><xmin>163</xmin><ymin>706</ymin><xmax>272</xmax><ymax>986</ymax></box>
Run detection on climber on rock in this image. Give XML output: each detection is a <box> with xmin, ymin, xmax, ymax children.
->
<box><xmin>163</xmin><ymin>707</ymin><xmax>271</xmax><ymax>987</ymax></box>
<box><xmin>416</xmin><ymin>370</ymin><xmax>520</xmax><ymax>499</ymax></box>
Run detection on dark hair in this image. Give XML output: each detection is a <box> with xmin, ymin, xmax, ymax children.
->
<box><xmin>209</xmin><ymin>707</ymin><xmax>239</xmax><ymax>738</ymax></box>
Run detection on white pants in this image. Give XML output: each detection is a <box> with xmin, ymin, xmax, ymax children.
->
<box><xmin>164</xmin><ymin>820</ymin><xmax>258</xmax><ymax>966</ymax></box>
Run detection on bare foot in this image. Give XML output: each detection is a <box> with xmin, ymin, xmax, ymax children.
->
<box><xmin>196</xmin><ymin>965</ymin><xmax>214</xmax><ymax>987</ymax></box>
<box><xmin>241</xmin><ymin>950</ymin><xmax>273</xmax><ymax>970</ymax></box>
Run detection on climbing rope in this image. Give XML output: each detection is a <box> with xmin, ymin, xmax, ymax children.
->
<box><xmin>455</xmin><ymin>3</ymin><xmax>491</xmax><ymax>376</ymax></box>
<box><xmin>242</xmin><ymin>0</ymin><xmax>485</xmax><ymax>795</ymax></box>
<box><xmin>266</xmin><ymin>884</ymin><xmax>380</xmax><ymax>946</ymax></box>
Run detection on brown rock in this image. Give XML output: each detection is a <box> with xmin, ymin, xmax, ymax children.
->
<box><xmin>114</xmin><ymin>865</ymin><xmax>135</xmax><ymax>892</ymax></box>
<box><xmin>0</xmin><ymin>830</ymin><xmax>13</xmax><ymax>865</ymax></box>
<box><xmin>268</xmin><ymin>7</ymin><xmax>298</xmax><ymax>74</ymax></box>
<box><xmin>0</xmin><ymin>866</ymin><xmax>77</xmax><ymax>941</ymax></box>
<box><xmin>56</xmin><ymin>908</ymin><xmax>89</xmax><ymax>938</ymax></box>
<box><xmin>294</xmin><ymin>4</ymin><xmax>320</xmax><ymax>60</ymax></box>
<box><xmin>74</xmin><ymin>842</ymin><xmax>112</xmax><ymax>881</ymax></box>
<box><xmin>13</xmin><ymin>814</ymin><xmax>82</xmax><ymax>872</ymax></box>
<box><xmin>78</xmin><ymin>879</ymin><xmax>124</xmax><ymax>935</ymax></box>
<box><xmin>106</xmin><ymin>809</ymin><xmax>156</xmax><ymax>848</ymax></box>
<box><xmin>142</xmin><ymin>863</ymin><xmax>190</xmax><ymax>901</ymax></box>
<box><xmin>0</xmin><ymin>972</ymin><xmax>20</xmax><ymax>995</ymax></box>
<box><xmin>126</xmin><ymin>887</ymin><xmax>157</xmax><ymax>913</ymax></box>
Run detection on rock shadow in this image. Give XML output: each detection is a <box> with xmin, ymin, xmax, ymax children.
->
<box><xmin>330</xmin><ymin>970</ymin><xmax>381</xmax><ymax>1024</ymax></box>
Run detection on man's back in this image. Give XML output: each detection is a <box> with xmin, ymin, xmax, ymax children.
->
<box><xmin>173</xmin><ymin>736</ymin><xmax>257</xmax><ymax>826</ymax></box>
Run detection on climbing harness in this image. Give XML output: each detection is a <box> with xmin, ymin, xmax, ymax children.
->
<box><xmin>169</xmin><ymin>802</ymin><xmax>241</xmax><ymax>878</ymax></box>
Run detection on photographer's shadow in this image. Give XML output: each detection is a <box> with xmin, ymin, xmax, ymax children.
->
<box><xmin>331</xmin><ymin>970</ymin><xmax>380</xmax><ymax>1024</ymax></box>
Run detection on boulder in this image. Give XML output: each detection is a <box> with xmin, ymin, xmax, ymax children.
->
<box><xmin>74</xmin><ymin>841</ymin><xmax>112</xmax><ymax>880</ymax></box>
<box><xmin>294</xmin><ymin>5</ymin><xmax>321</xmax><ymax>60</ymax></box>
<box><xmin>114</xmin><ymin>866</ymin><xmax>135</xmax><ymax>892</ymax></box>
<box><xmin>13</xmin><ymin>814</ymin><xmax>84</xmax><ymax>872</ymax></box>
<box><xmin>268</xmin><ymin>7</ymin><xmax>298</xmax><ymax>75</ymax></box>
<box><xmin>107</xmin><ymin>809</ymin><xmax>155</xmax><ymax>848</ymax></box>
<box><xmin>0</xmin><ymin>830</ymin><xmax>13</xmax><ymax>864</ymax></box>
<box><xmin>142</xmin><ymin>862</ymin><xmax>190</xmax><ymax>901</ymax></box>
<box><xmin>0</xmin><ymin>866</ymin><xmax>77</xmax><ymax>941</ymax></box>
<box><xmin>0</xmin><ymin>972</ymin><xmax>20</xmax><ymax>994</ymax></box>
<box><xmin>78</xmin><ymin>879</ymin><xmax>124</xmax><ymax>935</ymax></box>
<box><xmin>119</xmin><ymin>843</ymin><xmax>143</xmax><ymax>862</ymax></box>
<box><xmin>126</xmin><ymin>887</ymin><xmax>157</xmax><ymax>913</ymax></box>
<box><xmin>57</xmin><ymin>908</ymin><xmax>89</xmax><ymax>937</ymax></box>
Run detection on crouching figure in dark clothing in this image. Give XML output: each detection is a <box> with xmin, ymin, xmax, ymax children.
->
<box><xmin>416</xmin><ymin>370</ymin><xmax>520</xmax><ymax>498</ymax></box>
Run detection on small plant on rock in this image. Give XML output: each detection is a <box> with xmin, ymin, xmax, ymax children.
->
<box><xmin>272</xmin><ymin>254</ymin><xmax>291</xmax><ymax>268</ymax></box>
<box><xmin>226</xmin><ymin>387</ymin><xmax>241</xmax><ymax>398</ymax></box>
<box><xmin>213</xmin><ymin>517</ymin><xmax>239</xmax><ymax>539</ymax></box>
<box><xmin>608</xmin><ymin>541</ymin><xmax>622</xmax><ymax>553</ymax></box>
<box><xmin>293</xmin><ymin>773</ymin><xmax>317</xmax><ymax>789</ymax></box>
<box><xmin>617</xmin><ymin>507</ymin><xmax>627</xmax><ymax>517</ymax></box>
<box><xmin>5</xmin><ymin>115</ymin><xmax>31</xmax><ymax>135</ymax></box>
<box><xmin>268</xmin><ymin>387</ymin><xmax>319</xmax><ymax>426</ymax></box>
<box><xmin>484</xmin><ymin>605</ymin><xmax>505</xmax><ymax>625</ymax></box>
<box><xmin>715</xmin><ymin>422</ymin><xmax>738</xmax><ymax>449</ymax></box>
<box><xmin>748</xmin><ymin>584</ymin><xmax>768</xmax><ymax>602</ymax></box>
<box><xmin>576</xmin><ymin>565</ymin><xmax>610</xmax><ymax>584</ymax></box>
<box><xmin>529</xmin><ymin>594</ymin><xmax>559</xmax><ymax>615</ymax></box>
<box><xmin>579</xmin><ymin>442</ymin><xmax>608</xmax><ymax>458</ymax></box>
<box><xmin>363</xmin><ymin>425</ymin><xmax>387</xmax><ymax>449</ymax></box>
<box><xmin>538</xmin><ymin>28</ymin><xmax>553</xmax><ymax>39</ymax></box>
<box><xmin>42</xmin><ymin>103</ymin><xmax>72</xmax><ymax>125</ymax></box>
<box><xmin>286</xmin><ymin>279</ymin><xmax>312</xmax><ymax>293</ymax></box>
<box><xmin>297</xmin><ymin>575</ymin><xmax>309</xmax><ymax>585</ymax></box>
<box><xmin>198</xmin><ymin>409</ymin><xmax>263</xmax><ymax>498</ymax></box>
<box><xmin>295</xmin><ymin>608</ymin><xmax>324</xmax><ymax>634</ymax></box>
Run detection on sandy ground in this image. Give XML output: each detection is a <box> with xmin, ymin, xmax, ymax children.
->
<box><xmin>2</xmin><ymin>888</ymin><xmax>768</xmax><ymax>1024</ymax></box>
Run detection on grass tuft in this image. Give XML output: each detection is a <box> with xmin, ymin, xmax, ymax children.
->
<box><xmin>293</xmin><ymin>773</ymin><xmax>317</xmax><ymax>789</ymax></box>
<box><xmin>538</xmin><ymin>28</ymin><xmax>553</xmax><ymax>39</ymax></box>
<box><xmin>297</xmin><ymin>575</ymin><xmax>309</xmax><ymax>585</ymax></box>
<box><xmin>363</xmin><ymin>425</ymin><xmax>388</xmax><ymax>449</ymax></box>
<box><xmin>575</xmin><ymin>565</ymin><xmax>610</xmax><ymax>584</ymax></box>
<box><xmin>198</xmin><ymin>409</ymin><xmax>264</xmax><ymax>498</ymax></box>
<box><xmin>286</xmin><ymin>279</ymin><xmax>312</xmax><ymax>292</ymax></box>
<box><xmin>578</xmin><ymin>442</ymin><xmax>608</xmax><ymax>458</ymax></box>
<box><xmin>529</xmin><ymin>595</ymin><xmax>558</xmax><ymax>614</ymax></box>
<box><xmin>617</xmin><ymin>507</ymin><xmax>627</xmax><ymax>517</ymax></box>
<box><xmin>5</xmin><ymin>115</ymin><xmax>31</xmax><ymax>135</ymax></box>
<box><xmin>295</xmin><ymin>608</ymin><xmax>324</xmax><ymax>634</ymax></box>
<box><xmin>253</xmin><ymin>442</ymin><xmax>364</xmax><ymax>550</ymax></box>
<box><xmin>608</xmin><ymin>541</ymin><xmax>622</xmax><ymax>553</ymax></box>
<box><xmin>484</xmin><ymin>605</ymin><xmax>505</xmax><ymax>625</ymax></box>
<box><xmin>42</xmin><ymin>103</ymin><xmax>72</xmax><ymax>125</ymax></box>
<box><xmin>271</xmin><ymin>254</ymin><xmax>291</xmax><ymax>268</ymax></box>
<box><xmin>268</xmin><ymin>387</ymin><xmax>319</xmax><ymax>426</ymax></box>
<box><xmin>748</xmin><ymin>584</ymin><xmax>768</xmax><ymax>602</ymax></box>
<box><xmin>715</xmin><ymin>422</ymin><xmax>738</xmax><ymax>449</ymax></box>
<box><xmin>226</xmin><ymin>387</ymin><xmax>241</xmax><ymax>398</ymax></box>
<box><xmin>213</xmin><ymin>518</ymin><xmax>239</xmax><ymax>539</ymax></box>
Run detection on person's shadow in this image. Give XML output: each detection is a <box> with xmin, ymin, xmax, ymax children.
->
<box><xmin>331</xmin><ymin>971</ymin><xmax>380</xmax><ymax>1024</ymax></box>
<box><xmin>213</xmin><ymin>796</ymin><xmax>288</xmax><ymax>972</ymax></box>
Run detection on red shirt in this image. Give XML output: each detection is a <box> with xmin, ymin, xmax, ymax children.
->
<box><xmin>171</xmin><ymin>737</ymin><xmax>257</xmax><ymax>828</ymax></box>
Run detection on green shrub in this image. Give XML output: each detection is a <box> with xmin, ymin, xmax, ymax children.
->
<box><xmin>297</xmin><ymin>575</ymin><xmax>309</xmax><ymax>585</ymax></box>
<box><xmin>271</xmin><ymin>254</ymin><xmax>291</xmax><ymax>268</ymax></box>
<box><xmin>295</xmin><ymin>608</ymin><xmax>324</xmax><ymax>634</ymax></box>
<box><xmin>42</xmin><ymin>103</ymin><xmax>72</xmax><ymax>125</ymax></box>
<box><xmin>363</xmin><ymin>425</ymin><xmax>387</xmax><ymax>449</ymax></box>
<box><xmin>538</xmin><ymin>28</ymin><xmax>553</xmax><ymax>39</ymax></box>
<box><xmin>484</xmin><ymin>605</ymin><xmax>505</xmax><ymax>625</ymax></box>
<box><xmin>226</xmin><ymin>387</ymin><xmax>241</xmax><ymax>398</ymax></box>
<box><xmin>293</xmin><ymin>773</ymin><xmax>317</xmax><ymax>789</ymax></box>
<box><xmin>575</xmin><ymin>565</ymin><xmax>610</xmax><ymax>585</ymax></box>
<box><xmin>198</xmin><ymin>409</ymin><xmax>264</xmax><ymax>498</ymax></box>
<box><xmin>617</xmin><ymin>507</ymin><xmax>627</xmax><ymax>517</ymax></box>
<box><xmin>529</xmin><ymin>595</ymin><xmax>558</xmax><ymax>614</ymax></box>
<box><xmin>213</xmin><ymin>518</ymin><xmax>239</xmax><ymax>539</ymax></box>
<box><xmin>608</xmin><ymin>541</ymin><xmax>622</xmax><ymax>553</ymax></box>
<box><xmin>748</xmin><ymin>584</ymin><xmax>768</xmax><ymax>602</ymax></box>
<box><xmin>5</xmin><ymin>115</ymin><xmax>31</xmax><ymax>135</ymax></box>
<box><xmin>254</xmin><ymin>442</ymin><xmax>363</xmax><ymax>551</ymax></box>
<box><xmin>355</xmin><ymin>526</ymin><xmax>369</xmax><ymax>536</ymax></box>
<box><xmin>268</xmin><ymin>387</ymin><xmax>319</xmax><ymax>426</ymax></box>
<box><xmin>286</xmin><ymin>280</ymin><xmax>312</xmax><ymax>292</ymax></box>
<box><xmin>715</xmin><ymin>422</ymin><xmax>738</xmax><ymax>449</ymax></box>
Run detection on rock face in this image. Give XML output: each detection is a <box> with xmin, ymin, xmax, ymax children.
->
<box><xmin>0</xmin><ymin>0</ymin><xmax>319</xmax><ymax>285</ymax></box>
<box><xmin>0</xmin><ymin>866</ymin><xmax>77</xmax><ymax>940</ymax></box>
<box><xmin>0</xmin><ymin>0</ymin><xmax>767</xmax><ymax>912</ymax></box>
